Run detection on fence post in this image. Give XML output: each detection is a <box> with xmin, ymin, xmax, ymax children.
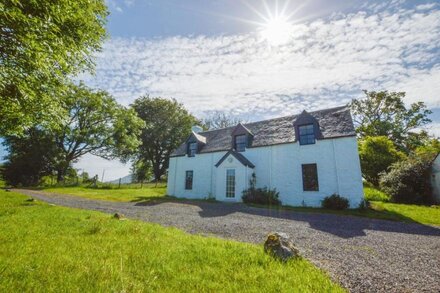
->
<box><xmin>118</xmin><ymin>178</ymin><xmax>121</xmax><ymax>188</ymax></box>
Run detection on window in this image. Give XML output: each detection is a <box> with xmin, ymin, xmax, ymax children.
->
<box><xmin>302</xmin><ymin>164</ymin><xmax>319</xmax><ymax>191</ymax></box>
<box><xmin>226</xmin><ymin>169</ymin><xmax>235</xmax><ymax>198</ymax></box>
<box><xmin>234</xmin><ymin>135</ymin><xmax>247</xmax><ymax>152</ymax></box>
<box><xmin>188</xmin><ymin>142</ymin><xmax>197</xmax><ymax>157</ymax></box>
<box><xmin>185</xmin><ymin>170</ymin><xmax>193</xmax><ymax>190</ymax></box>
<box><xmin>298</xmin><ymin>124</ymin><xmax>315</xmax><ymax>145</ymax></box>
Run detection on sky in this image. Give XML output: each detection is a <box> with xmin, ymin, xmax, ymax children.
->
<box><xmin>2</xmin><ymin>0</ymin><xmax>440</xmax><ymax>181</ymax></box>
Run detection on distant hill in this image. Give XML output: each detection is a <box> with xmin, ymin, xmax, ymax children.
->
<box><xmin>106</xmin><ymin>174</ymin><xmax>134</xmax><ymax>184</ymax></box>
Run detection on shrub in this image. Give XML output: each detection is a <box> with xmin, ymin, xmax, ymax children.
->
<box><xmin>242</xmin><ymin>187</ymin><xmax>281</xmax><ymax>205</ymax></box>
<box><xmin>358</xmin><ymin>136</ymin><xmax>405</xmax><ymax>186</ymax></box>
<box><xmin>321</xmin><ymin>194</ymin><xmax>349</xmax><ymax>210</ymax></box>
<box><xmin>379</xmin><ymin>154</ymin><xmax>433</xmax><ymax>204</ymax></box>
<box><xmin>364</xmin><ymin>187</ymin><xmax>390</xmax><ymax>202</ymax></box>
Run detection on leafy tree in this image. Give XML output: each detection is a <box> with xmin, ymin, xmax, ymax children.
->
<box><xmin>358</xmin><ymin>136</ymin><xmax>405</xmax><ymax>186</ymax></box>
<box><xmin>2</xmin><ymin>129</ymin><xmax>60</xmax><ymax>186</ymax></box>
<box><xmin>132</xmin><ymin>96</ymin><xmax>199</xmax><ymax>181</ymax></box>
<box><xmin>53</xmin><ymin>83</ymin><xmax>144</xmax><ymax>181</ymax></box>
<box><xmin>380</xmin><ymin>154</ymin><xmax>434</xmax><ymax>204</ymax></box>
<box><xmin>202</xmin><ymin>111</ymin><xmax>248</xmax><ymax>130</ymax></box>
<box><xmin>131</xmin><ymin>160</ymin><xmax>152</xmax><ymax>186</ymax></box>
<box><xmin>351</xmin><ymin>90</ymin><xmax>432</xmax><ymax>151</ymax></box>
<box><xmin>0</xmin><ymin>0</ymin><xmax>108</xmax><ymax>136</ymax></box>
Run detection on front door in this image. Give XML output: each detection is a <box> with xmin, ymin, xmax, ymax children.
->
<box><xmin>226</xmin><ymin>169</ymin><xmax>236</xmax><ymax>198</ymax></box>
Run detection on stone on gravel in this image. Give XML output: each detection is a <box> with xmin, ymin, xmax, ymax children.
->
<box><xmin>264</xmin><ymin>232</ymin><xmax>300</xmax><ymax>261</ymax></box>
<box><xmin>113</xmin><ymin>213</ymin><xmax>125</xmax><ymax>220</ymax></box>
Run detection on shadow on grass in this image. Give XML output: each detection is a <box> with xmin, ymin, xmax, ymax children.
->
<box><xmin>134</xmin><ymin>198</ymin><xmax>440</xmax><ymax>239</ymax></box>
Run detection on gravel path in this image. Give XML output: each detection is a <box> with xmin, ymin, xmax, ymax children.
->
<box><xmin>13</xmin><ymin>189</ymin><xmax>440</xmax><ymax>293</ymax></box>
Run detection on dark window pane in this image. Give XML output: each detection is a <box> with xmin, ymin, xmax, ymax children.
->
<box><xmin>188</xmin><ymin>142</ymin><xmax>197</xmax><ymax>157</ymax></box>
<box><xmin>185</xmin><ymin>170</ymin><xmax>193</xmax><ymax>190</ymax></box>
<box><xmin>302</xmin><ymin>164</ymin><xmax>319</xmax><ymax>191</ymax></box>
<box><xmin>235</xmin><ymin>135</ymin><xmax>247</xmax><ymax>152</ymax></box>
<box><xmin>298</xmin><ymin>124</ymin><xmax>315</xmax><ymax>145</ymax></box>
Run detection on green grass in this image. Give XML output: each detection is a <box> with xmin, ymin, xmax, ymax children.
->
<box><xmin>369</xmin><ymin>201</ymin><xmax>440</xmax><ymax>226</ymax></box>
<box><xmin>42</xmin><ymin>183</ymin><xmax>167</xmax><ymax>202</ymax></box>
<box><xmin>0</xmin><ymin>190</ymin><xmax>343</xmax><ymax>292</ymax></box>
<box><xmin>364</xmin><ymin>187</ymin><xmax>390</xmax><ymax>202</ymax></box>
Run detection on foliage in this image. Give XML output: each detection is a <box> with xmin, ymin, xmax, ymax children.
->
<box><xmin>0</xmin><ymin>191</ymin><xmax>343</xmax><ymax>292</ymax></box>
<box><xmin>131</xmin><ymin>160</ymin><xmax>152</xmax><ymax>183</ymax></box>
<box><xmin>2</xmin><ymin>129</ymin><xmax>60</xmax><ymax>186</ymax></box>
<box><xmin>364</xmin><ymin>187</ymin><xmax>390</xmax><ymax>202</ymax></box>
<box><xmin>358</xmin><ymin>136</ymin><xmax>405</xmax><ymax>186</ymax></box>
<box><xmin>321</xmin><ymin>194</ymin><xmax>349</xmax><ymax>210</ymax></box>
<box><xmin>0</xmin><ymin>0</ymin><xmax>108</xmax><ymax>136</ymax></box>
<box><xmin>202</xmin><ymin>110</ymin><xmax>248</xmax><ymax>130</ymax></box>
<box><xmin>131</xmin><ymin>96</ymin><xmax>199</xmax><ymax>181</ymax></box>
<box><xmin>242</xmin><ymin>174</ymin><xmax>281</xmax><ymax>205</ymax></box>
<box><xmin>380</xmin><ymin>154</ymin><xmax>434</xmax><ymax>204</ymax></box>
<box><xmin>351</xmin><ymin>90</ymin><xmax>432</xmax><ymax>152</ymax></box>
<box><xmin>51</xmin><ymin>83</ymin><xmax>144</xmax><ymax>181</ymax></box>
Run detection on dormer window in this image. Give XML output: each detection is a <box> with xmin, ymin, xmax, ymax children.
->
<box><xmin>298</xmin><ymin>124</ymin><xmax>315</xmax><ymax>145</ymax></box>
<box><xmin>234</xmin><ymin>135</ymin><xmax>247</xmax><ymax>152</ymax></box>
<box><xmin>188</xmin><ymin>142</ymin><xmax>197</xmax><ymax>157</ymax></box>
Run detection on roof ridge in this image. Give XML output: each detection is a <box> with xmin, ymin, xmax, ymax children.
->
<box><xmin>199</xmin><ymin>104</ymin><xmax>349</xmax><ymax>134</ymax></box>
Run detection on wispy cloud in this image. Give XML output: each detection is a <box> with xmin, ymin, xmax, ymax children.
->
<box><xmin>84</xmin><ymin>3</ymin><xmax>440</xmax><ymax>121</ymax></box>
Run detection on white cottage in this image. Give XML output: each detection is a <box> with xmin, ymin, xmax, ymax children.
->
<box><xmin>167</xmin><ymin>106</ymin><xmax>364</xmax><ymax>208</ymax></box>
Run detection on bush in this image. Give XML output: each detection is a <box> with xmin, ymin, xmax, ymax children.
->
<box><xmin>358</xmin><ymin>136</ymin><xmax>405</xmax><ymax>186</ymax></box>
<box><xmin>364</xmin><ymin>187</ymin><xmax>390</xmax><ymax>202</ymax></box>
<box><xmin>321</xmin><ymin>194</ymin><xmax>349</xmax><ymax>210</ymax></box>
<box><xmin>379</xmin><ymin>155</ymin><xmax>433</xmax><ymax>204</ymax></box>
<box><xmin>242</xmin><ymin>187</ymin><xmax>281</xmax><ymax>205</ymax></box>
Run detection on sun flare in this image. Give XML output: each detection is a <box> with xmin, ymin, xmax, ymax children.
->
<box><xmin>260</xmin><ymin>16</ymin><xmax>293</xmax><ymax>45</ymax></box>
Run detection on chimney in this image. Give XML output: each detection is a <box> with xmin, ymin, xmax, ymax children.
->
<box><xmin>191</xmin><ymin>125</ymin><xmax>203</xmax><ymax>133</ymax></box>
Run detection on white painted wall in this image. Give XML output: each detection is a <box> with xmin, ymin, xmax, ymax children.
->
<box><xmin>431</xmin><ymin>155</ymin><xmax>440</xmax><ymax>204</ymax></box>
<box><xmin>167</xmin><ymin>136</ymin><xmax>364</xmax><ymax>208</ymax></box>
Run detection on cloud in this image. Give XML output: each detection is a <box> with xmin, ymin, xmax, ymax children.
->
<box><xmin>77</xmin><ymin>3</ymin><xmax>440</xmax><ymax>176</ymax></box>
<box><xmin>84</xmin><ymin>5</ymin><xmax>440</xmax><ymax>121</ymax></box>
<box><xmin>74</xmin><ymin>154</ymin><xmax>131</xmax><ymax>182</ymax></box>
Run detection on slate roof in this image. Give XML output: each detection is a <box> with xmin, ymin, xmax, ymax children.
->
<box><xmin>171</xmin><ymin>105</ymin><xmax>355</xmax><ymax>157</ymax></box>
<box><xmin>215</xmin><ymin>150</ymin><xmax>255</xmax><ymax>168</ymax></box>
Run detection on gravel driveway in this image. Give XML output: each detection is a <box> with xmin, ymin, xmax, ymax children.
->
<box><xmin>13</xmin><ymin>189</ymin><xmax>440</xmax><ymax>293</ymax></box>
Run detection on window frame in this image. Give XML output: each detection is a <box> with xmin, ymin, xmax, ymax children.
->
<box><xmin>185</xmin><ymin>170</ymin><xmax>193</xmax><ymax>190</ymax></box>
<box><xmin>302</xmin><ymin>163</ymin><xmax>319</xmax><ymax>191</ymax></box>
<box><xmin>225</xmin><ymin>169</ymin><xmax>236</xmax><ymax>198</ymax></box>
<box><xmin>234</xmin><ymin>134</ymin><xmax>247</xmax><ymax>152</ymax></box>
<box><xmin>298</xmin><ymin>124</ymin><xmax>316</xmax><ymax>145</ymax></box>
<box><xmin>187</xmin><ymin>142</ymin><xmax>198</xmax><ymax>157</ymax></box>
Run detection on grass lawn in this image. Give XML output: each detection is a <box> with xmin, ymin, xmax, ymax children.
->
<box><xmin>369</xmin><ymin>201</ymin><xmax>440</xmax><ymax>226</ymax></box>
<box><xmin>0</xmin><ymin>190</ymin><xmax>343</xmax><ymax>292</ymax></box>
<box><xmin>42</xmin><ymin>183</ymin><xmax>167</xmax><ymax>202</ymax></box>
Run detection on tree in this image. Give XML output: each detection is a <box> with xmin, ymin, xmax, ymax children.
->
<box><xmin>0</xmin><ymin>0</ymin><xmax>108</xmax><ymax>136</ymax></box>
<box><xmin>351</xmin><ymin>90</ymin><xmax>432</xmax><ymax>152</ymax></box>
<box><xmin>202</xmin><ymin>111</ymin><xmax>248</xmax><ymax>130</ymax></box>
<box><xmin>131</xmin><ymin>160</ymin><xmax>152</xmax><ymax>186</ymax></box>
<box><xmin>2</xmin><ymin>129</ymin><xmax>60</xmax><ymax>186</ymax></box>
<box><xmin>132</xmin><ymin>96</ymin><xmax>199</xmax><ymax>181</ymax></box>
<box><xmin>380</xmin><ymin>154</ymin><xmax>434</xmax><ymax>204</ymax></box>
<box><xmin>52</xmin><ymin>83</ymin><xmax>144</xmax><ymax>181</ymax></box>
<box><xmin>358</xmin><ymin>136</ymin><xmax>405</xmax><ymax>186</ymax></box>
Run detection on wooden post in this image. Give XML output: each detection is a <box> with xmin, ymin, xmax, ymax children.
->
<box><xmin>118</xmin><ymin>178</ymin><xmax>121</xmax><ymax>188</ymax></box>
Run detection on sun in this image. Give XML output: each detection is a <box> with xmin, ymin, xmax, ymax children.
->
<box><xmin>260</xmin><ymin>15</ymin><xmax>293</xmax><ymax>45</ymax></box>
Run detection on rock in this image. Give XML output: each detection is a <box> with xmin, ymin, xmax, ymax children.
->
<box><xmin>264</xmin><ymin>232</ymin><xmax>300</xmax><ymax>261</ymax></box>
<box><xmin>26</xmin><ymin>198</ymin><xmax>35</xmax><ymax>202</ymax></box>
<box><xmin>113</xmin><ymin>213</ymin><xmax>125</xmax><ymax>220</ymax></box>
<box><xmin>5</xmin><ymin>189</ymin><xmax>11</xmax><ymax>192</ymax></box>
